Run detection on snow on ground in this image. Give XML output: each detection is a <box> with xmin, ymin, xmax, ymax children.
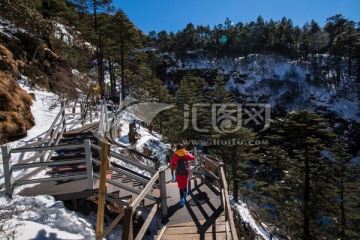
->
<box><xmin>0</xmin><ymin>194</ymin><xmax>96</xmax><ymax>240</ymax></box>
<box><xmin>115</xmin><ymin>110</ymin><xmax>169</xmax><ymax>163</ymax></box>
<box><xmin>0</xmin><ymin>18</ymin><xmax>37</xmax><ymax>40</ymax></box>
<box><xmin>0</xmin><ymin>80</ymin><xmax>169</xmax><ymax>239</ymax></box>
<box><xmin>0</xmin><ymin>80</ymin><xmax>60</xmax><ymax>188</ymax></box>
<box><xmin>0</xmin><ymin>81</ymin><xmax>99</xmax><ymax>239</ymax></box>
<box><xmin>167</xmin><ymin>54</ymin><xmax>360</xmax><ymax>122</ymax></box>
<box><xmin>233</xmin><ymin>198</ymin><xmax>275</xmax><ymax>240</ymax></box>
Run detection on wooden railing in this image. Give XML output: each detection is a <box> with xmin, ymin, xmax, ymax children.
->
<box><xmin>1</xmin><ymin>103</ymin><xmax>100</xmax><ymax>196</ymax></box>
<box><xmin>189</xmin><ymin>154</ymin><xmax>239</xmax><ymax>240</ymax></box>
<box><xmin>95</xmin><ymin>166</ymin><xmax>166</xmax><ymax>240</ymax></box>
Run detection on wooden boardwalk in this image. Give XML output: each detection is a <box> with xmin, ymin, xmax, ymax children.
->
<box><xmin>156</xmin><ymin>169</ymin><xmax>229</xmax><ymax>240</ymax></box>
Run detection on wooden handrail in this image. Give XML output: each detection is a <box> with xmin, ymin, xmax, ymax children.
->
<box><xmin>135</xmin><ymin>204</ymin><xmax>158</xmax><ymax>240</ymax></box>
<box><xmin>131</xmin><ymin>170</ymin><xmax>159</xmax><ymax>209</ymax></box>
<box><xmin>90</xmin><ymin>144</ymin><xmax>156</xmax><ymax>174</ymax></box>
<box><xmin>219</xmin><ymin>165</ymin><xmax>238</xmax><ymax>240</ymax></box>
<box><xmin>93</xmin><ymin>174</ymin><xmax>158</xmax><ymax>202</ymax></box>
<box><xmin>201</xmin><ymin>155</ymin><xmax>220</xmax><ymax>168</ymax></box>
<box><xmin>99</xmin><ymin>210</ymin><xmax>125</xmax><ymax>239</ymax></box>
<box><xmin>43</xmin><ymin>104</ymin><xmax>66</xmax><ymax>140</ymax></box>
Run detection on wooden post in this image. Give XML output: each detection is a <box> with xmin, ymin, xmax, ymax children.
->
<box><xmin>218</xmin><ymin>164</ymin><xmax>223</xmax><ymax>206</ymax></box>
<box><xmin>159</xmin><ymin>168</ymin><xmax>168</xmax><ymax>218</ymax></box>
<box><xmin>90</xmin><ymin>106</ymin><xmax>93</xmax><ymax>123</ymax></box>
<box><xmin>85</xmin><ymin>139</ymin><xmax>93</xmax><ymax>190</ymax></box>
<box><xmin>200</xmin><ymin>156</ymin><xmax>205</xmax><ymax>184</ymax></box>
<box><xmin>2</xmin><ymin>144</ymin><xmax>12</xmax><ymax>197</ymax></box>
<box><xmin>38</xmin><ymin>137</ymin><xmax>45</xmax><ymax>162</ymax></box>
<box><xmin>61</xmin><ymin>101</ymin><xmax>66</xmax><ymax>132</ymax></box>
<box><xmin>154</xmin><ymin>157</ymin><xmax>160</xmax><ymax>170</ymax></box>
<box><xmin>193</xmin><ymin>147</ymin><xmax>197</xmax><ymax>167</ymax></box>
<box><xmin>119</xmin><ymin>92</ymin><xmax>122</xmax><ymax>108</ymax></box>
<box><xmin>122</xmin><ymin>201</ymin><xmax>134</xmax><ymax>240</ymax></box>
<box><xmin>104</xmin><ymin>102</ymin><xmax>109</xmax><ymax>131</ymax></box>
<box><xmin>95</xmin><ymin>136</ymin><xmax>110</xmax><ymax>240</ymax></box>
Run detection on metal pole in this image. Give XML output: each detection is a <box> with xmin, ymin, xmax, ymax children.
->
<box><xmin>85</xmin><ymin>140</ymin><xmax>93</xmax><ymax>190</ymax></box>
<box><xmin>159</xmin><ymin>168</ymin><xmax>168</xmax><ymax>218</ymax></box>
<box><xmin>38</xmin><ymin>138</ymin><xmax>44</xmax><ymax>162</ymax></box>
<box><xmin>61</xmin><ymin>101</ymin><xmax>66</xmax><ymax>132</ymax></box>
<box><xmin>2</xmin><ymin>144</ymin><xmax>12</xmax><ymax>197</ymax></box>
<box><xmin>90</xmin><ymin>106</ymin><xmax>93</xmax><ymax>123</ymax></box>
<box><xmin>194</xmin><ymin>147</ymin><xmax>198</xmax><ymax>167</ymax></box>
<box><xmin>200</xmin><ymin>156</ymin><xmax>204</xmax><ymax>184</ymax></box>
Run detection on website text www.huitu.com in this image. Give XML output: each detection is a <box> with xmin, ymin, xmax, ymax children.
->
<box><xmin>182</xmin><ymin>139</ymin><xmax>269</xmax><ymax>146</ymax></box>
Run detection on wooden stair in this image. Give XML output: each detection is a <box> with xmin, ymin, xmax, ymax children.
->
<box><xmin>155</xmin><ymin>216</ymin><xmax>230</xmax><ymax>240</ymax></box>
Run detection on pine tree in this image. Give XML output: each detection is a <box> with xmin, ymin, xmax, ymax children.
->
<box><xmin>162</xmin><ymin>74</ymin><xmax>209</xmax><ymax>144</ymax></box>
<box><xmin>261</xmin><ymin>110</ymin><xmax>336</xmax><ymax>239</ymax></box>
<box><xmin>329</xmin><ymin>133</ymin><xmax>360</xmax><ymax>239</ymax></box>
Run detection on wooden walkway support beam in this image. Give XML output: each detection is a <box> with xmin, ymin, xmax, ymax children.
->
<box><xmin>95</xmin><ymin>136</ymin><xmax>110</xmax><ymax>240</ymax></box>
<box><xmin>122</xmin><ymin>201</ymin><xmax>134</xmax><ymax>240</ymax></box>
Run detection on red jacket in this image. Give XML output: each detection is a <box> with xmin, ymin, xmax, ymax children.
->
<box><xmin>170</xmin><ymin>149</ymin><xmax>195</xmax><ymax>189</ymax></box>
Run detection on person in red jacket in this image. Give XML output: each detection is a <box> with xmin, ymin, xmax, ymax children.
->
<box><xmin>170</xmin><ymin>144</ymin><xmax>195</xmax><ymax>207</ymax></box>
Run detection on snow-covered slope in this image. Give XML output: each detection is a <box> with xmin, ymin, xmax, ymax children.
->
<box><xmin>0</xmin><ymin>195</ymin><xmax>96</xmax><ymax>240</ymax></box>
<box><xmin>0</xmin><ymin>81</ymin><xmax>98</xmax><ymax>239</ymax></box>
<box><xmin>165</xmin><ymin>54</ymin><xmax>360</xmax><ymax>122</ymax></box>
<box><xmin>0</xmin><ymin>81</ymin><xmax>169</xmax><ymax>239</ymax></box>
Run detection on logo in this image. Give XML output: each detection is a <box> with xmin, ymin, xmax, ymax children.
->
<box><xmin>94</xmin><ymin>97</ymin><xmax>271</xmax><ymax>143</ymax></box>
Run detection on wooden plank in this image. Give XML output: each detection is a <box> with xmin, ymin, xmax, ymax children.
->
<box><xmin>46</xmin><ymin>165</ymin><xmax>87</xmax><ymax>174</ymax></box>
<box><xmin>131</xmin><ymin>171</ymin><xmax>159</xmax><ymax>209</ymax></box>
<box><xmin>167</xmin><ymin>216</ymin><xmax>226</xmax><ymax>228</ymax></box>
<box><xmin>94</xmin><ymin>174</ymin><xmax>158</xmax><ymax>202</ymax></box>
<box><xmin>160</xmin><ymin>233</ymin><xmax>227</xmax><ymax>240</ymax></box>
<box><xmin>204</xmin><ymin>167</ymin><xmax>220</xmax><ymax>181</ymax></box>
<box><xmin>135</xmin><ymin>204</ymin><xmax>158</xmax><ymax>240</ymax></box>
<box><xmin>163</xmin><ymin>224</ymin><xmax>226</xmax><ymax>235</ymax></box>
<box><xmin>122</xmin><ymin>202</ymin><xmax>134</xmax><ymax>240</ymax></box>
<box><xmin>225</xmin><ymin>220</ymin><xmax>231</xmax><ymax>240</ymax></box>
<box><xmin>99</xmin><ymin>210</ymin><xmax>125</xmax><ymax>239</ymax></box>
<box><xmin>155</xmin><ymin>226</ymin><xmax>166</xmax><ymax>240</ymax></box>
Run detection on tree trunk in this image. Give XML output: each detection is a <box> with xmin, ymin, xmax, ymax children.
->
<box><xmin>340</xmin><ymin>160</ymin><xmax>347</xmax><ymax>239</ymax></box>
<box><xmin>336</xmin><ymin>56</ymin><xmax>341</xmax><ymax>85</ymax></box>
<box><xmin>120</xmin><ymin>30</ymin><xmax>125</xmax><ymax>100</ymax></box>
<box><xmin>233</xmin><ymin>179</ymin><xmax>239</xmax><ymax>202</ymax></box>
<box><xmin>93</xmin><ymin>1</ymin><xmax>105</xmax><ymax>98</ymax></box>
<box><xmin>108</xmin><ymin>57</ymin><xmax>115</xmax><ymax>93</ymax></box>
<box><xmin>98</xmin><ymin>36</ymin><xmax>105</xmax><ymax>97</ymax></box>
<box><xmin>348</xmin><ymin>49</ymin><xmax>352</xmax><ymax>79</ymax></box>
<box><xmin>303</xmin><ymin>150</ymin><xmax>310</xmax><ymax>240</ymax></box>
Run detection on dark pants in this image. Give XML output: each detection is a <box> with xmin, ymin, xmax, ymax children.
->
<box><xmin>171</xmin><ymin>168</ymin><xmax>174</xmax><ymax>177</ymax></box>
<box><xmin>180</xmin><ymin>188</ymin><xmax>188</xmax><ymax>199</ymax></box>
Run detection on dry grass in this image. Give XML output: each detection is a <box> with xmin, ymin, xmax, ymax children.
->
<box><xmin>0</xmin><ymin>44</ymin><xmax>34</xmax><ymax>144</ymax></box>
<box><xmin>0</xmin><ymin>44</ymin><xmax>17</xmax><ymax>75</ymax></box>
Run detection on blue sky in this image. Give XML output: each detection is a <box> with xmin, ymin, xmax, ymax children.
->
<box><xmin>114</xmin><ymin>0</ymin><xmax>360</xmax><ymax>34</ymax></box>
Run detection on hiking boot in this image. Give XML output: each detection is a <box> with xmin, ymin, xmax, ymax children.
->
<box><xmin>180</xmin><ymin>198</ymin><xmax>185</xmax><ymax>207</ymax></box>
<box><xmin>171</xmin><ymin>176</ymin><xmax>176</xmax><ymax>182</ymax></box>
